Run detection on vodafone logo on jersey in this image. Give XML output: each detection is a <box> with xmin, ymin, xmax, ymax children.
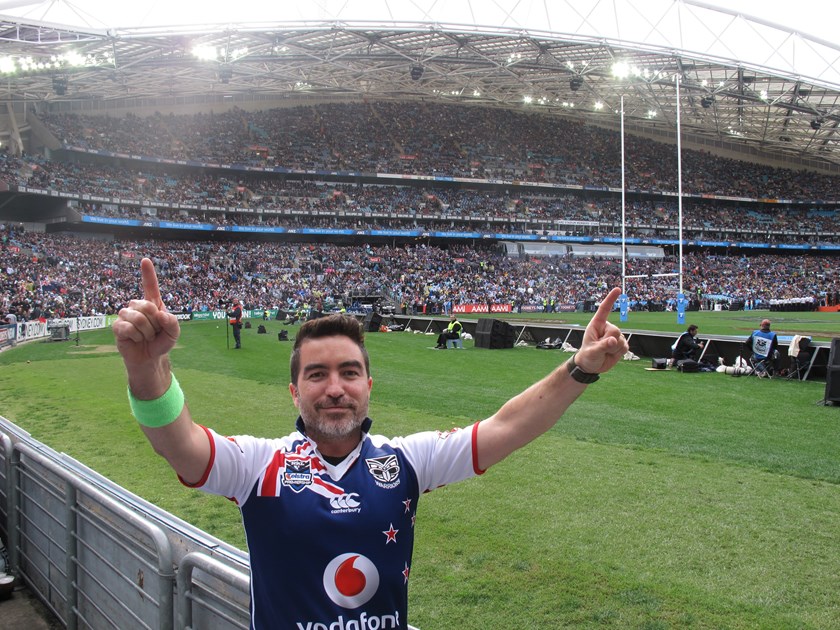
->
<box><xmin>323</xmin><ymin>553</ymin><xmax>380</xmax><ymax>609</ymax></box>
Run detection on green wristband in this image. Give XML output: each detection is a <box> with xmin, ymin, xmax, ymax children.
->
<box><xmin>128</xmin><ymin>374</ymin><xmax>185</xmax><ymax>428</ymax></box>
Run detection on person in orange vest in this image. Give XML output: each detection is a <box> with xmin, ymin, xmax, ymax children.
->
<box><xmin>227</xmin><ymin>298</ymin><xmax>243</xmax><ymax>349</ymax></box>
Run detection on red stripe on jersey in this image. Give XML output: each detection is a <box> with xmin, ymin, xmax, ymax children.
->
<box><xmin>179</xmin><ymin>425</ymin><xmax>216</xmax><ymax>488</ymax></box>
<box><xmin>471</xmin><ymin>422</ymin><xmax>485</xmax><ymax>475</ymax></box>
<box><xmin>313</xmin><ymin>475</ymin><xmax>343</xmax><ymax>495</ymax></box>
<box><xmin>259</xmin><ymin>451</ymin><xmax>286</xmax><ymax>497</ymax></box>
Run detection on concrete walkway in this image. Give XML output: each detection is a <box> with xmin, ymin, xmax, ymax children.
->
<box><xmin>1</xmin><ymin>583</ymin><xmax>61</xmax><ymax>629</ymax></box>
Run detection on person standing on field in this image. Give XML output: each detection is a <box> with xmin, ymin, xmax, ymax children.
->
<box><xmin>113</xmin><ymin>257</ymin><xmax>628</xmax><ymax>630</ymax></box>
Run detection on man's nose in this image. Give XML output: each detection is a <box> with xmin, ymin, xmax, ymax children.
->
<box><xmin>324</xmin><ymin>373</ymin><xmax>345</xmax><ymax>396</ymax></box>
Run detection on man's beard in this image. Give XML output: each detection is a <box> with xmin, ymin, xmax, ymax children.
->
<box><xmin>300</xmin><ymin>397</ymin><xmax>368</xmax><ymax>442</ymax></box>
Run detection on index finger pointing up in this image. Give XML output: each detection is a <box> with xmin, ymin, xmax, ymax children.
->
<box><xmin>140</xmin><ymin>257</ymin><xmax>165</xmax><ymax>310</ymax></box>
<box><xmin>592</xmin><ymin>287</ymin><xmax>621</xmax><ymax>325</ymax></box>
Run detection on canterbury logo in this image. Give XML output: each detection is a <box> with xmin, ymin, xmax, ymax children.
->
<box><xmin>329</xmin><ymin>493</ymin><xmax>361</xmax><ymax>509</ymax></box>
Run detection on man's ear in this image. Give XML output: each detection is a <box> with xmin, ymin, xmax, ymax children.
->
<box><xmin>289</xmin><ymin>383</ymin><xmax>300</xmax><ymax>407</ymax></box>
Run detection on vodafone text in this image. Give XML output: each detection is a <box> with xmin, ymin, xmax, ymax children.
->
<box><xmin>296</xmin><ymin>611</ymin><xmax>400</xmax><ymax>630</ymax></box>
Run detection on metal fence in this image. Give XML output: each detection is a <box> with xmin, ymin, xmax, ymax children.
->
<box><xmin>0</xmin><ymin>417</ymin><xmax>251</xmax><ymax>629</ymax></box>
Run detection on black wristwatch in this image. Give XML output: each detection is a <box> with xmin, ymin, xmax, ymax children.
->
<box><xmin>567</xmin><ymin>355</ymin><xmax>600</xmax><ymax>384</ymax></box>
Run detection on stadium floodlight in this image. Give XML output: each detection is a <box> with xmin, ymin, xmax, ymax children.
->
<box><xmin>229</xmin><ymin>47</ymin><xmax>249</xmax><ymax>61</ymax></box>
<box><xmin>62</xmin><ymin>51</ymin><xmax>86</xmax><ymax>66</ymax></box>
<box><xmin>611</xmin><ymin>61</ymin><xmax>630</xmax><ymax>78</ymax></box>
<box><xmin>192</xmin><ymin>45</ymin><xmax>218</xmax><ymax>61</ymax></box>
<box><xmin>0</xmin><ymin>50</ymin><xmax>111</xmax><ymax>75</ymax></box>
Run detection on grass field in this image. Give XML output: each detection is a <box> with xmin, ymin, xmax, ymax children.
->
<box><xmin>484</xmin><ymin>308</ymin><xmax>840</xmax><ymax>341</ymax></box>
<box><xmin>1</xmin><ymin>312</ymin><xmax>839</xmax><ymax>629</ymax></box>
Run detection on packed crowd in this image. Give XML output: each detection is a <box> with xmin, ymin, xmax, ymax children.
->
<box><xmin>2</xmin><ymin>102</ymin><xmax>838</xmax><ymax>323</ymax></box>
<box><xmin>2</xmin><ymin>223</ymin><xmax>836</xmax><ymax>322</ymax></box>
<box><xmin>72</xmin><ymin>190</ymin><xmax>839</xmax><ymax>245</ymax></box>
<box><xmin>0</xmin><ymin>150</ymin><xmax>837</xmax><ymax>245</ymax></box>
<box><xmin>39</xmin><ymin>102</ymin><xmax>840</xmax><ymax>200</ymax></box>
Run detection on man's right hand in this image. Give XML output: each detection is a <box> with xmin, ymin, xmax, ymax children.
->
<box><xmin>113</xmin><ymin>258</ymin><xmax>181</xmax><ymax>395</ymax></box>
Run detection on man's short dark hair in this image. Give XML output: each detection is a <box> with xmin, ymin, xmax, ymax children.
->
<box><xmin>688</xmin><ymin>324</ymin><xmax>698</xmax><ymax>333</ymax></box>
<box><xmin>290</xmin><ymin>314</ymin><xmax>369</xmax><ymax>384</ymax></box>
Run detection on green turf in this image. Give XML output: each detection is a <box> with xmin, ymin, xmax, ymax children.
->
<box><xmin>1</xmin><ymin>317</ymin><xmax>839</xmax><ymax>629</ymax></box>
<box><xmin>480</xmin><ymin>308</ymin><xmax>840</xmax><ymax>341</ymax></box>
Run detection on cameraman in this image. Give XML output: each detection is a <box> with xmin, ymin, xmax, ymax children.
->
<box><xmin>671</xmin><ymin>324</ymin><xmax>704</xmax><ymax>364</ymax></box>
<box><xmin>227</xmin><ymin>298</ymin><xmax>243</xmax><ymax>349</ymax></box>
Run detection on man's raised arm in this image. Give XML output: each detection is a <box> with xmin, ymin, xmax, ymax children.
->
<box><xmin>476</xmin><ymin>287</ymin><xmax>628</xmax><ymax>470</ymax></box>
<box><xmin>113</xmin><ymin>257</ymin><xmax>211</xmax><ymax>485</ymax></box>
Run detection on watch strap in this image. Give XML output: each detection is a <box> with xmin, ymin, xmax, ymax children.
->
<box><xmin>567</xmin><ymin>355</ymin><xmax>600</xmax><ymax>384</ymax></box>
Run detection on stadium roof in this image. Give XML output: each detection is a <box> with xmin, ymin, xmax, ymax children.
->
<box><xmin>1</xmin><ymin>0</ymin><xmax>840</xmax><ymax>169</ymax></box>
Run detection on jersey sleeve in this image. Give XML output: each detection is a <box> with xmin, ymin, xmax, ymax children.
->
<box><xmin>185</xmin><ymin>427</ymin><xmax>284</xmax><ymax>505</ymax></box>
<box><xmin>385</xmin><ymin>422</ymin><xmax>483</xmax><ymax>494</ymax></box>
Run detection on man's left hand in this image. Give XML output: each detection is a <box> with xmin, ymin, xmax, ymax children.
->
<box><xmin>574</xmin><ymin>287</ymin><xmax>629</xmax><ymax>374</ymax></box>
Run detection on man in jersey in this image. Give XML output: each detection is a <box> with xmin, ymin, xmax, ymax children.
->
<box><xmin>113</xmin><ymin>257</ymin><xmax>628</xmax><ymax>630</ymax></box>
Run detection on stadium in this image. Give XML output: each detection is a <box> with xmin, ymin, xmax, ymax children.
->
<box><xmin>1</xmin><ymin>1</ymin><xmax>840</xmax><ymax>628</ymax></box>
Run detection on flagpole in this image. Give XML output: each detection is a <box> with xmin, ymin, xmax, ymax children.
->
<box><xmin>676</xmin><ymin>74</ymin><xmax>684</xmax><ymax>297</ymax></box>
<box><xmin>675</xmin><ymin>74</ymin><xmax>687</xmax><ymax>325</ymax></box>
<box><xmin>617</xmin><ymin>94</ymin><xmax>630</xmax><ymax>323</ymax></box>
<box><xmin>621</xmin><ymin>94</ymin><xmax>626</xmax><ymax>297</ymax></box>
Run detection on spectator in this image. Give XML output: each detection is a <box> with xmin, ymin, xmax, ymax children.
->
<box><xmin>112</xmin><ymin>258</ymin><xmax>628</xmax><ymax>628</ymax></box>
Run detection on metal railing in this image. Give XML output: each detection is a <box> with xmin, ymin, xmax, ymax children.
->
<box><xmin>0</xmin><ymin>418</ymin><xmax>251</xmax><ymax>629</ymax></box>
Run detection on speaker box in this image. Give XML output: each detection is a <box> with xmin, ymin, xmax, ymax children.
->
<box><xmin>474</xmin><ymin>319</ymin><xmax>514</xmax><ymax>349</ymax></box>
<box><xmin>49</xmin><ymin>325</ymin><xmax>70</xmax><ymax>341</ymax></box>
<box><xmin>825</xmin><ymin>367</ymin><xmax>840</xmax><ymax>403</ymax></box>
<box><xmin>363</xmin><ymin>312</ymin><xmax>382</xmax><ymax>332</ymax></box>
<box><xmin>475</xmin><ymin>318</ymin><xmax>494</xmax><ymax>335</ymax></box>
<box><xmin>829</xmin><ymin>338</ymin><xmax>840</xmax><ymax>368</ymax></box>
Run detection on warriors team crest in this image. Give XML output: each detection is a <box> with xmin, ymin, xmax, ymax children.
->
<box><xmin>365</xmin><ymin>455</ymin><xmax>401</xmax><ymax>488</ymax></box>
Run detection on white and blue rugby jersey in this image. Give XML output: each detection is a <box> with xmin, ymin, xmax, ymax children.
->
<box><xmin>187</xmin><ymin>418</ymin><xmax>482</xmax><ymax>630</ymax></box>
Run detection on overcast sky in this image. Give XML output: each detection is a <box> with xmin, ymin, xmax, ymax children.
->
<box><xmin>720</xmin><ymin>0</ymin><xmax>837</xmax><ymax>43</ymax></box>
<box><xmin>1</xmin><ymin>1</ymin><xmax>836</xmax><ymax>49</ymax></box>
<box><xmin>0</xmin><ymin>0</ymin><xmax>831</xmax><ymax>44</ymax></box>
